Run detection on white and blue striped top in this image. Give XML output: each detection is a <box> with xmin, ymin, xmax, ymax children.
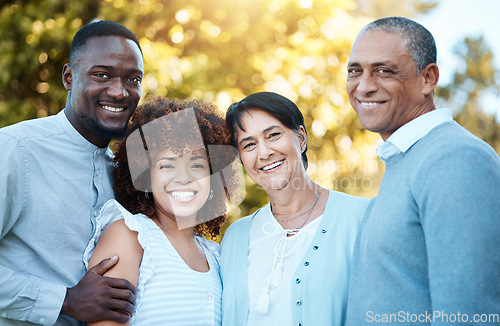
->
<box><xmin>84</xmin><ymin>199</ymin><xmax>222</xmax><ymax>325</ymax></box>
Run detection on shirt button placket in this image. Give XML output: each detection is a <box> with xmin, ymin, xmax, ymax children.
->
<box><xmin>295</xmin><ymin>272</ymin><xmax>303</xmax><ymax>325</ymax></box>
<box><xmin>294</xmin><ymin>228</ymin><xmax>325</xmax><ymax>326</ymax></box>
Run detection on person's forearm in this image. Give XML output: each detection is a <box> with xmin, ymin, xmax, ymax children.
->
<box><xmin>88</xmin><ymin>319</ymin><xmax>130</xmax><ymax>326</ymax></box>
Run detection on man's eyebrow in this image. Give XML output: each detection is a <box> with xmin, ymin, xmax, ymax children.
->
<box><xmin>90</xmin><ymin>65</ymin><xmax>143</xmax><ymax>75</ymax></box>
<box><xmin>90</xmin><ymin>65</ymin><xmax>114</xmax><ymax>70</ymax></box>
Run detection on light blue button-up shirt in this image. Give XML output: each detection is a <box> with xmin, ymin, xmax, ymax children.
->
<box><xmin>376</xmin><ymin>108</ymin><xmax>453</xmax><ymax>162</ymax></box>
<box><xmin>0</xmin><ymin>110</ymin><xmax>115</xmax><ymax>325</ymax></box>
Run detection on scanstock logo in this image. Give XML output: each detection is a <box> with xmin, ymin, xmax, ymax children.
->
<box><xmin>125</xmin><ymin>108</ymin><xmax>245</xmax><ymax>229</ymax></box>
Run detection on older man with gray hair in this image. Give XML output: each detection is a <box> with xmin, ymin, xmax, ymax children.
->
<box><xmin>345</xmin><ymin>16</ymin><xmax>500</xmax><ymax>325</ymax></box>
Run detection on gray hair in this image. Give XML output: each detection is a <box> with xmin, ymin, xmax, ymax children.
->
<box><xmin>361</xmin><ymin>16</ymin><xmax>436</xmax><ymax>72</ymax></box>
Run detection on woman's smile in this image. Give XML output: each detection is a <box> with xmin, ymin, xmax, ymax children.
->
<box><xmin>167</xmin><ymin>189</ymin><xmax>199</xmax><ymax>203</ymax></box>
<box><xmin>260</xmin><ymin>159</ymin><xmax>284</xmax><ymax>172</ymax></box>
<box><xmin>236</xmin><ymin>109</ymin><xmax>305</xmax><ymax>190</ymax></box>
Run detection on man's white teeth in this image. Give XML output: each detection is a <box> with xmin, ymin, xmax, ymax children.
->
<box><xmin>362</xmin><ymin>102</ymin><xmax>379</xmax><ymax>106</ymax></box>
<box><xmin>170</xmin><ymin>191</ymin><xmax>195</xmax><ymax>199</ymax></box>
<box><xmin>102</xmin><ymin>105</ymin><xmax>124</xmax><ymax>112</ymax></box>
<box><xmin>262</xmin><ymin>160</ymin><xmax>283</xmax><ymax>171</ymax></box>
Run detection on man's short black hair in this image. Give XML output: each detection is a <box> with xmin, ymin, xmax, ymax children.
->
<box><xmin>69</xmin><ymin>20</ymin><xmax>142</xmax><ymax>67</ymax></box>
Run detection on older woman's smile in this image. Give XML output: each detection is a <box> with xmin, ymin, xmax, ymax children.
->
<box><xmin>260</xmin><ymin>160</ymin><xmax>284</xmax><ymax>171</ymax></box>
<box><xmin>235</xmin><ymin>109</ymin><xmax>305</xmax><ymax>190</ymax></box>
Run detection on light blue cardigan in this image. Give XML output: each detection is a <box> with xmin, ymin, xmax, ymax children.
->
<box><xmin>220</xmin><ymin>190</ymin><xmax>370</xmax><ymax>326</ymax></box>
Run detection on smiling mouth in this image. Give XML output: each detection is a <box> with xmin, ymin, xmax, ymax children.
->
<box><xmin>358</xmin><ymin>100</ymin><xmax>386</xmax><ymax>107</ymax></box>
<box><xmin>261</xmin><ymin>160</ymin><xmax>284</xmax><ymax>171</ymax></box>
<box><xmin>168</xmin><ymin>190</ymin><xmax>197</xmax><ymax>201</ymax></box>
<box><xmin>101</xmin><ymin>104</ymin><xmax>125</xmax><ymax>113</ymax></box>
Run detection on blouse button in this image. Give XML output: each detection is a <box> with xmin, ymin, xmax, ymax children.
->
<box><xmin>296</xmin><ymin>300</ymin><xmax>302</xmax><ymax>306</ymax></box>
<box><xmin>304</xmin><ymin>261</ymin><xmax>309</xmax><ymax>266</ymax></box>
<box><xmin>313</xmin><ymin>245</ymin><xmax>319</xmax><ymax>250</ymax></box>
<box><xmin>321</xmin><ymin>229</ymin><xmax>327</xmax><ymax>233</ymax></box>
<box><xmin>299</xmin><ymin>323</ymin><xmax>303</xmax><ymax>326</ymax></box>
<box><xmin>296</xmin><ymin>278</ymin><xmax>301</xmax><ymax>284</ymax></box>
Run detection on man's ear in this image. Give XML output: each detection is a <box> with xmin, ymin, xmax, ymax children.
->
<box><xmin>421</xmin><ymin>63</ymin><xmax>439</xmax><ymax>96</ymax></box>
<box><xmin>62</xmin><ymin>64</ymin><xmax>73</xmax><ymax>91</ymax></box>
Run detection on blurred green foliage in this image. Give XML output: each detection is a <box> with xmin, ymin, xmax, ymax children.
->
<box><xmin>436</xmin><ymin>36</ymin><xmax>500</xmax><ymax>151</ymax></box>
<box><xmin>0</xmin><ymin>1</ymin><xmax>100</xmax><ymax>124</ymax></box>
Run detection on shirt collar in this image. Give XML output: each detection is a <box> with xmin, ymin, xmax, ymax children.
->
<box><xmin>376</xmin><ymin>108</ymin><xmax>453</xmax><ymax>162</ymax></box>
<box><xmin>58</xmin><ymin>109</ymin><xmax>108</xmax><ymax>152</ymax></box>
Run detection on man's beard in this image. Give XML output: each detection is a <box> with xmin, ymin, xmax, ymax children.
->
<box><xmin>81</xmin><ymin>113</ymin><xmax>128</xmax><ymax>141</ymax></box>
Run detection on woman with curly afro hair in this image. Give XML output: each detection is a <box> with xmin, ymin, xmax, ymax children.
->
<box><xmin>85</xmin><ymin>96</ymin><xmax>242</xmax><ymax>325</ymax></box>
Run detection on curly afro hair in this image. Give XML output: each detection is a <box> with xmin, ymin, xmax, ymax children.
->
<box><xmin>113</xmin><ymin>96</ymin><xmax>238</xmax><ymax>239</ymax></box>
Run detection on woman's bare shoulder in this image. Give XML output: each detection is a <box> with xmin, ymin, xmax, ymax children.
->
<box><xmin>88</xmin><ymin>218</ymin><xmax>143</xmax><ymax>286</ymax></box>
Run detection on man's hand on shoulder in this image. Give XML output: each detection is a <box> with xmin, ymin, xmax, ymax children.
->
<box><xmin>61</xmin><ymin>256</ymin><xmax>136</xmax><ymax>323</ymax></box>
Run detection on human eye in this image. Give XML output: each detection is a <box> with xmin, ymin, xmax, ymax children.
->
<box><xmin>93</xmin><ymin>72</ymin><xmax>111</xmax><ymax>80</ymax></box>
<box><xmin>267</xmin><ymin>132</ymin><xmax>282</xmax><ymax>140</ymax></box>
<box><xmin>127</xmin><ymin>76</ymin><xmax>142</xmax><ymax>85</ymax></box>
<box><xmin>160</xmin><ymin>163</ymin><xmax>175</xmax><ymax>170</ymax></box>
<box><xmin>191</xmin><ymin>162</ymin><xmax>207</xmax><ymax>169</ymax></box>
<box><xmin>375</xmin><ymin>67</ymin><xmax>393</xmax><ymax>76</ymax></box>
<box><xmin>347</xmin><ymin>66</ymin><xmax>362</xmax><ymax>78</ymax></box>
<box><xmin>241</xmin><ymin>142</ymin><xmax>256</xmax><ymax>151</ymax></box>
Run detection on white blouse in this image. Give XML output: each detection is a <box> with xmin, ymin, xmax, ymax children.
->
<box><xmin>84</xmin><ymin>199</ymin><xmax>222</xmax><ymax>325</ymax></box>
<box><xmin>247</xmin><ymin>204</ymin><xmax>322</xmax><ymax>325</ymax></box>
